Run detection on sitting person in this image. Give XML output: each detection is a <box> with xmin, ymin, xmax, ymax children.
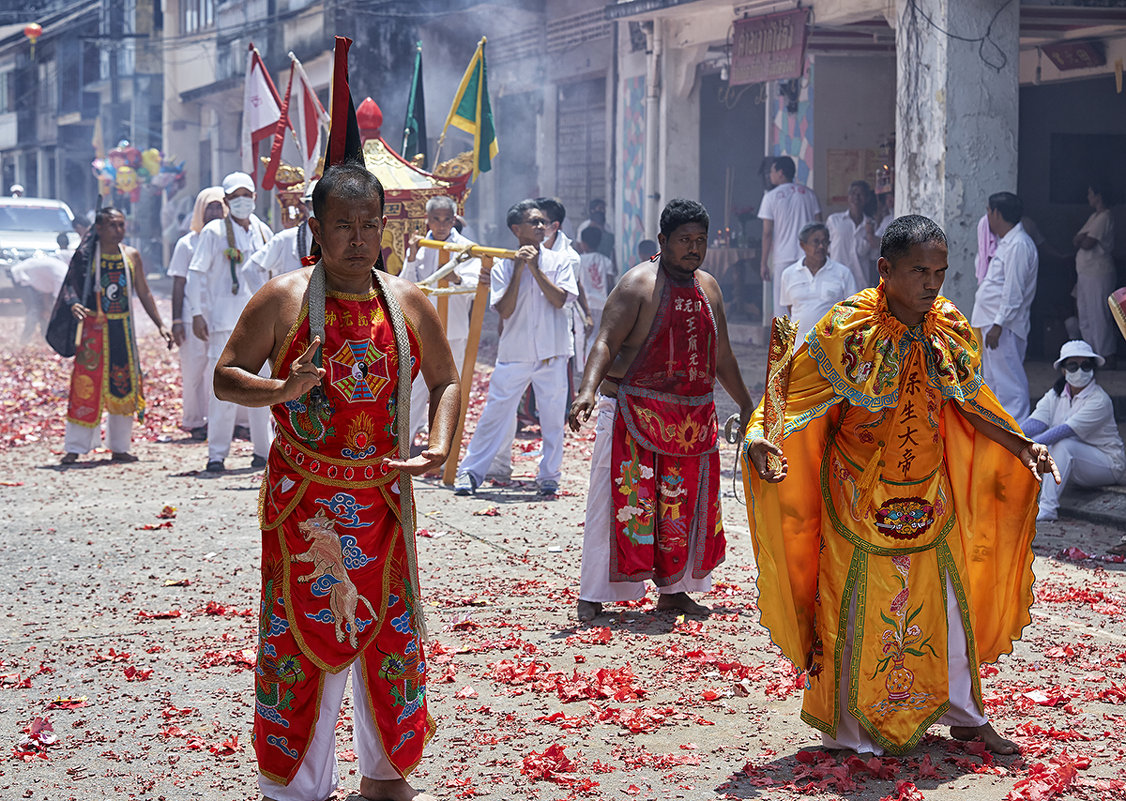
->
<box><xmin>1022</xmin><ymin>340</ymin><xmax>1126</xmax><ymax>523</ymax></box>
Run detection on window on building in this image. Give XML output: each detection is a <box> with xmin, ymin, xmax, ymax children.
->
<box><xmin>556</xmin><ymin>77</ymin><xmax>607</xmax><ymax>230</ymax></box>
<box><xmin>182</xmin><ymin>0</ymin><xmax>215</xmax><ymax>34</ymax></box>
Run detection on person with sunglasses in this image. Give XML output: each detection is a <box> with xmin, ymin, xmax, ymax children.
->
<box><xmin>1021</xmin><ymin>340</ymin><xmax>1126</xmax><ymax>523</ymax></box>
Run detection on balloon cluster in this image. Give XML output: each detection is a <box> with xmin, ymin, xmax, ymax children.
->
<box><xmin>91</xmin><ymin>140</ymin><xmax>185</xmax><ymax>201</ymax></box>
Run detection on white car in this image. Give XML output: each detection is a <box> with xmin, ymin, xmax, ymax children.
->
<box><xmin>0</xmin><ymin>197</ymin><xmax>80</xmax><ymax>270</ymax></box>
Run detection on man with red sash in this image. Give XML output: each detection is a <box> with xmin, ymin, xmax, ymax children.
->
<box><xmin>569</xmin><ymin>199</ymin><xmax>755</xmax><ymax>622</ymax></box>
<box><xmin>214</xmin><ymin>162</ymin><xmax>459</xmax><ymax>801</ymax></box>
<box><xmin>59</xmin><ymin>207</ymin><xmax>172</xmax><ymax>464</ymax></box>
<box><xmin>744</xmin><ymin>215</ymin><xmax>1060</xmax><ymax>755</ymax></box>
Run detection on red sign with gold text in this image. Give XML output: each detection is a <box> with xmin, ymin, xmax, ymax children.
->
<box><xmin>730</xmin><ymin>9</ymin><xmax>809</xmax><ymax>86</ymax></box>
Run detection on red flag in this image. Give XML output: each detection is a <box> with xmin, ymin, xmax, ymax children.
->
<box><xmin>261</xmin><ymin>53</ymin><xmax>328</xmax><ymax>190</ymax></box>
<box><xmin>261</xmin><ymin>64</ymin><xmax>295</xmax><ymax>191</ymax></box>
<box><xmin>325</xmin><ymin>36</ymin><xmax>363</xmax><ymax>170</ymax></box>
<box><xmin>240</xmin><ymin>44</ymin><xmax>283</xmax><ymax>184</ymax></box>
<box><xmin>291</xmin><ymin>53</ymin><xmax>329</xmax><ymax>180</ymax></box>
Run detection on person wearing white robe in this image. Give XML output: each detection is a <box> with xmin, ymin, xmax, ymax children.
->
<box><xmin>186</xmin><ymin>171</ymin><xmax>273</xmax><ymax>472</ymax></box>
<box><xmin>1073</xmin><ymin>183</ymin><xmax>1117</xmax><ymax>362</ymax></box>
<box><xmin>400</xmin><ymin>195</ymin><xmax>481</xmax><ymax>441</ymax></box>
<box><xmin>168</xmin><ymin>187</ymin><xmax>226</xmax><ymax>437</ymax></box>
<box><xmin>242</xmin><ymin>181</ymin><xmax>316</xmax><ymax>294</ymax></box>
<box><xmin>971</xmin><ymin>192</ymin><xmax>1038</xmax><ymax>422</ymax></box>
<box><xmin>826</xmin><ymin>180</ymin><xmax>875</xmax><ymax>289</ymax></box>
<box><xmin>1022</xmin><ymin>340</ymin><xmax>1126</xmax><ymax>523</ymax></box>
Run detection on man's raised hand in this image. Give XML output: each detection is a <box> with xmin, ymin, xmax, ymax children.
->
<box><xmin>746</xmin><ymin>436</ymin><xmax>788</xmax><ymax>483</ymax></box>
<box><xmin>515</xmin><ymin>244</ymin><xmax>539</xmax><ymax>265</ymax></box>
<box><xmin>281</xmin><ymin>336</ymin><xmax>326</xmax><ymax>403</ymax></box>
<box><xmin>1019</xmin><ymin>442</ymin><xmax>1061</xmax><ymax>485</ymax></box>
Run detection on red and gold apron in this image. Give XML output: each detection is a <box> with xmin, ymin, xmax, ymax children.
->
<box><xmin>254</xmin><ymin>286</ymin><xmax>431</xmax><ymax>785</ymax></box>
<box><xmin>610</xmin><ymin>269</ymin><xmax>725</xmax><ymax>585</ymax></box>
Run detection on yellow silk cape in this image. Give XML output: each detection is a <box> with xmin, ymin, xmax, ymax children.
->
<box><xmin>742</xmin><ymin>286</ymin><xmax>1038</xmax><ymax>752</ymax></box>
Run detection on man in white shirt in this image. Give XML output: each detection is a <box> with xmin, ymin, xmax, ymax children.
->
<box><xmin>401</xmin><ymin>195</ymin><xmax>481</xmax><ymax>440</ymax></box>
<box><xmin>780</xmin><ymin>222</ymin><xmax>858</xmax><ymax>343</ymax></box>
<box><xmin>454</xmin><ymin>199</ymin><xmax>578</xmax><ymax>498</ymax></box>
<box><xmin>242</xmin><ymin>180</ymin><xmax>316</xmax><ymax>294</ymax></box>
<box><xmin>168</xmin><ymin>186</ymin><xmax>226</xmax><ymax>439</ymax></box>
<box><xmin>970</xmin><ymin>192</ymin><xmax>1039</xmax><ymax>421</ymax></box>
<box><xmin>187</xmin><ymin>171</ymin><xmax>274</xmax><ymax>472</ymax></box>
<box><xmin>485</xmin><ymin>197</ymin><xmax>580</xmax><ymax>483</ymax></box>
<box><xmin>826</xmin><ymin>180</ymin><xmax>876</xmax><ymax>289</ymax></box>
<box><xmin>758</xmin><ymin>155</ymin><xmax>822</xmax><ymax>314</ymax></box>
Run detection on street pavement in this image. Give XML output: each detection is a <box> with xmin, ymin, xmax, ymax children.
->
<box><xmin>1</xmin><ymin>296</ymin><xmax>1126</xmax><ymax>801</ymax></box>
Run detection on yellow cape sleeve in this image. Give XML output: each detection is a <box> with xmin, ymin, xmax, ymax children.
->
<box><xmin>742</xmin><ymin>343</ymin><xmax>842</xmax><ymax>668</ymax></box>
<box><xmin>945</xmin><ymin>382</ymin><xmax>1038</xmax><ymax>663</ymax></box>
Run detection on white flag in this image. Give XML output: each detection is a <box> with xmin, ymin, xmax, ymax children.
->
<box><xmin>289</xmin><ymin>53</ymin><xmax>329</xmax><ymax>181</ymax></box>
<box><xmin>241</xmin><ymin>44</ymin><xmax>282</xmax><ymax>182</ymax></box>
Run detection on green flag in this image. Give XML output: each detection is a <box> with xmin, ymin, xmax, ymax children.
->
<box><xmin>441</xmin><ymin>37</ymin><xmax>498</xmax><ymax>180</ymax></box>
<box><xmin>402</xmin><ymin>42</ymin><xmax>428</xmax><ymax>163</ymax></box>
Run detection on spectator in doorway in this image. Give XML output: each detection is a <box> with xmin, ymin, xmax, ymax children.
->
<box><xmin>1022</xmin><ymin>340</ymin><xmax>1125</xmax><ymax>523</ymax></box>
<box><xmin>637</xmin><ymin>239</ymin><xmax>658</xmax><ymax>263</ymax></box>
<box><xmin>758</xmin><ymin>155</ymin><xmax>821</xmax><ymax>315</ymax></box>
<box><xmin>826</xmin><ymin>180</ymin><xmax>875</xmax><ymax>289</ymax></box>
<box><xmin>779</xmin><ymin>221</ymin><xmax>858</xmax><ymax>344</ymax></box>
<box><xmin>575</xmin><ymin>225</ymin><xmax>615</xmax><ymax>355</ymax></box>
<box><xmin>971</xmin><ymin>191</ymin><xmax>1038</xmax><ymax>421</ymax></box>
<box><xmin>577</xmin><ymin>198</ymin><xmax>617</xmax><ymax>269</ymax></box>
<box><xmin>1073</xmin><ymin>181</ymin><xmax>1117</xmax><ymax>366</ymax></box>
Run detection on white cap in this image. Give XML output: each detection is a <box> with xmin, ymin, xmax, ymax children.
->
<box><xmin>1053</xmin><ymin>339</ymin><xmax>1105</xmax><ymax>370</ymax></box>
<box><xmin>9</xmin><ymin>184</ymin><xmax>23</xmax><ymax>195</ymax></box>
<box><xmin>221</xmin><ymin>172</ymin><xmax>255</xmax><ymax>195</ymax></box>
<box><xmin>302</xmin><ymin>179</ymin><xmax>317</xmax><ymax>203</ymax></box>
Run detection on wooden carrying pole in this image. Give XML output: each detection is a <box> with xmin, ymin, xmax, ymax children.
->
<box><xmin>412</xmin><ymin>239</ymin><xmax>519</xmax><ymax>485</ymax></box>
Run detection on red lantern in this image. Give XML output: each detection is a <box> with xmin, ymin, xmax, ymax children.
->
<box><xmin>357</xmin><ymin>97</ymin><xmax>383</xmax><ymax>143</ymax></box>
<box><xmin>23</xmin><ymin>22</ymin><xmax>42</xmax><ymax>59</ymax></box>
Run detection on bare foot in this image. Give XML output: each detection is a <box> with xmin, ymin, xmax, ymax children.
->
<box><xmin>656</xmin><ymin>592</ymin><xmax>711</xmax><ymax>617</ymax></box>
<box><xmin>577</xmin><ymin>600</ymin><xmax>603</xmax><ymax>622</ymax></box>
<box><xmin>359</xmin><ymin>776</ymin><xmax>437</xmax><ymax>801</ymax></box>
<box><xmin>950</xmin><ymin>722</ymin><xmax>1019</xmax><ymax>754</ymax></box>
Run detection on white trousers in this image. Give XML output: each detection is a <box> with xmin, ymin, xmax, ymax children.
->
<box><xmin>458</xmin><ymin>357</ymin><xmax>568</xmax><ymax>485</ymax></box>
<box><xmin>206</xmin><ymin>329</ymin><xmax>272</xmax><ymax>462</ymax></box>
<box><xmin>409</xmin><ymin>336</ymin><xmax>466</xmax><ymax>441</ymax></box>
<box><xmin>64</xmin><ymin>415</ymin><xmax>133</xmax><ymax>455</ymax></box>
<box><xmin>823</xmin><ymin>571</ymin><xmax>986</xmax><ymax>755</ymax></box>
<box><xmin>257</xmin><ymin>664</ymin><xmax>398</xmax><ymax>801</ymax></box>
<box><xmin>1076</xmin><ymin>267</ymin><xmax>1118</xmax><ymax>358</ymax></box>
<box><xmin>1038</xmin><ymin>437</ymin><xmax>1125</xmax><ymax>518</ymax></box>
<box><xmin>179</xmin><ymin>328</ymin><xmax>210</xmax><ymax>430</ymax></box>
<box><xmin>485</xmin><ymin>411</ymin><xmax>520</xmax><ymax>481</ymax></box>
<box><xmin>980</xmin><ymin>328</ymin><xmax>1029</xmax><ymax>421</ymax></box>
<box><xmin>578</xmin><ymin>396</ymin><xmax>711</xmax><ymax>601</ymax></box>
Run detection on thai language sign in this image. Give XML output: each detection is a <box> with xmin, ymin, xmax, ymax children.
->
<box><xmin>730</xmin><ymin>9</ymin><xmax>809</xmax><ymax>86</ymax></box>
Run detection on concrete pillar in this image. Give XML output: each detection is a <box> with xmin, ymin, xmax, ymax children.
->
<box><xmin>893</xmin><ymin>0</ymin><xmax>1019</xmax><ymax>317</ymax></box>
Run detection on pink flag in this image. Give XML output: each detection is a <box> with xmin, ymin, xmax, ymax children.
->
<box><xmin>241</xmin><ymin>44</ymin><xmax>282</xmax><ymax>183</ymax></box>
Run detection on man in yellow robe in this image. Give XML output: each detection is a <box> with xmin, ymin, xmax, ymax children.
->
<box><xmin>744</xmin><ymin>215</ymin><xmax>1059</xmax><ymax>755</ymax></box>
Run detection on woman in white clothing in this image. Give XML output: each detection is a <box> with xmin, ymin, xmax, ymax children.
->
<box><xmin>1021</xmin><ymin>340</ymin><xmax>1126</xmax><ymax>523</ymax></box>
<box><xmin>1073</xmin><ymin>182</ymin><xmax>1117</xmax><ymax>363</ymax></box>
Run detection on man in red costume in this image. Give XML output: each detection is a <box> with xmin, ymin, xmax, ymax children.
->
<box><xmin>214</xmin><ymin>161</ymin><xmax>459</xmax><ymax>801</ymax></box>
<box><xmin>569</xmin><ymin>198</ymin><xmax>755</xmax><ymax>622</ymax></box>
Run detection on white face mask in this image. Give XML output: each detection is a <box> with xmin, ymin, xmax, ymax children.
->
<box><xmin>1065</xmin><ymin>368</ymin><xmax>1094</xmax><ymax>390</ymax></box>
<box><xmin>227</xmin><ymin>196</ymin><xmax>255</xmax><ymax>220</ymax></box>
